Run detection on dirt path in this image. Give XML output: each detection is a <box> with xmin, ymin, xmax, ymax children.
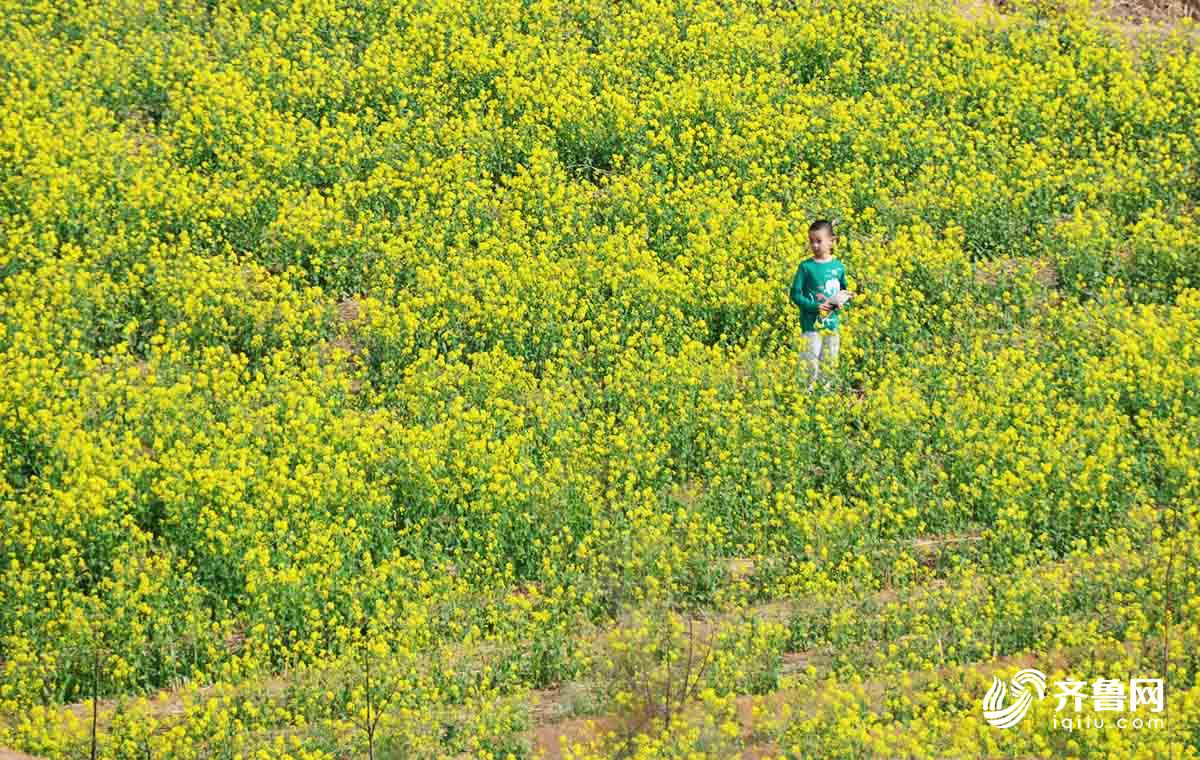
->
<box><xmin>18</xmin><ymin>531</ymin><xmax>997</xmax><ymax>758</ymax></box>
<box><xmin>526</xmin><ymin>648</ymin><xmax>1050</xmax><ymax>759</ymax></box>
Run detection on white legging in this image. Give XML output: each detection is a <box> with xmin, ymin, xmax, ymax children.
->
<box><xmin>801</xmin><ymin>330</ymin><xmax>840</xmax><ymax>385</ymax></box>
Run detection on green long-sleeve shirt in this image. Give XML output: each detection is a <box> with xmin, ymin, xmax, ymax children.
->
<box><xmin>789</xmin><ymin>257</ymin><xmax>848</xmax><ymax>332</ymax></box>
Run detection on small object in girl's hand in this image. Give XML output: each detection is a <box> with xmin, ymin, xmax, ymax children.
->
<box><xmin>821</xmin><ymin>290</ymin><xmax>854</xmax><ymax>315</ymax></box>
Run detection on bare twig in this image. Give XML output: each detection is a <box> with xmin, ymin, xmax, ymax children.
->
<box><xmin>91</xmin><ymin>650</ymin><xmax>99</xmax><ymax>760</ymax></box>
<box><xmin>1161</xmin><ymin>504</ymin><xmax>1182</xmax><ymax>760</ymax></box>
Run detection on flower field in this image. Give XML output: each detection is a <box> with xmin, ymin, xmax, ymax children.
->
<box><xmin>1</xmin><ymin>0</ymin><xmax>1199</xmax><ymax>756</ymax></box>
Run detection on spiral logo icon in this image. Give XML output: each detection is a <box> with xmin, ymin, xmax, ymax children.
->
<box><xmin>982</xmin><ymin>668</ymin><xmax>1047</xmax><ymax>728</ymax></box>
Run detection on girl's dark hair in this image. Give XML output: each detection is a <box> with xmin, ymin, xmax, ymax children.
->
<box><xmin>809</xmin><ymin>219</ymin><xmax>835</xmax><ymax>236</ymax></box>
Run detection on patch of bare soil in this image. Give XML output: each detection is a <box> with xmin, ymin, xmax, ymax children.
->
<box><xmin>319</xmin><ymin>296</ymin><xmax>369</xmax><ymax>394</ymax></box>
<box><xmin>973</xmin><ymin>257</ymin><xmax>1058</xmax><ymax>289</ymax></box>
<box><xmin>1101</xmin><ymin>0</ymin><xmax>1200</xmax><ymax>22</ymax></box>
<box><xmin>531</xmin><ymin>714</ymin><xmax>622</xmax><ymax>760</ymax></box>
<box><xmin>911</xmin><ymin>529</ymin><xmax>985</xmax><ymax>552</ymax></box>
<box><xmin>950</xmin><ymin>0</ymin><xmax>1200</xmax><ymax>55</ymax></box>
<box><xmin>119</xmin><ymin>107</ymin><xmax>164</xmax><ymax>156</ymax></box>
<box><xmin>526</xmin><ymin>646</ymin><xmax>1064</xmax><ymax>760</ymax></box>
<box><xmin>1094</xmin><ymin>0</ymin><xmax>1200</xmax><ymax>59</ymax></box>
<box><xmin>336</xmin><ymin>298</ymin><xmax>362</xmax><ymax>324</ymax></box>
<box><xmin>976</xmin><ymin>0</ymin><xmax>1199</xmax><ymax>19</ymax></box>
<box><xmin>57</xmin><ymin>676</ymin><xmax>290</xmax><ymax>734</ymax></box>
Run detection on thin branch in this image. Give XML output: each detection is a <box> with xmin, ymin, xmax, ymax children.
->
<box><xmin>366</xmin><ymin>634</ymin><xmax>374</xmax><ymax>760</ymax></box>
<box><xmin>1161</xmin><ymin>504</ymin><xmax>1181</xmax><ymax>760</ymax></box>
<box><xmin>91</xmin><ymin>648</ymin><xmax>100</xmax><ymax>760</ymax></box>
<box><xmin>663</xmin><ymin>617</ymin><xmax>673</xmax><ymax>731</ymax></box>
<box><xmin>682</xmin><ymin>616</ymin><xmax>695</xmax><ymax>707</ymax></box>
<box><xmin>683</xmin><ymin>624</ymin><xmax>717</xmax><ymax>705</ymax></box>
